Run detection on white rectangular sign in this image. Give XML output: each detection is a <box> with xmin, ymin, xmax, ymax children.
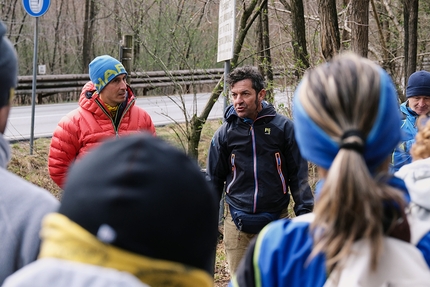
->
<box><xmin>217</xmin><ymin>0</ymin><xmax>236</xmax><ymax>62</ymax></box>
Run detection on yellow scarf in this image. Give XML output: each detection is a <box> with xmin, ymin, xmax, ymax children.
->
<box><xmin>39</xmin><ymin>213</ymin><xmax>213</xmax><ymax>287</ymax></box>
<box><xmin>104</xmin><ymin>102</ymin><xmax>119</xmax><ymax>118</ymax></box>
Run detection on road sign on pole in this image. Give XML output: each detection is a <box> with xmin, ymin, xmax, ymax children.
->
<box><xmin>22</xmin><ymin>0</ymin><xmax>51</xmax><ymax>17</ymax></box>
<box><xmin>217</xmin><ymin>0</ymin><xmax>236</xmax><ymax>63</ymax></box>
<box><xmin>217</xmin><ymin>0</ymin><xmax>236</xmax><ymax>113</ymax></box>
<box><xmin>22</xmin><ymin>0</ymin><xmax>51</xmax><ymax>154</ymax></box>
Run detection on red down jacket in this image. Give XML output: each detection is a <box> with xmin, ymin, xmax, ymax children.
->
<box><xmin>48</xmin><ymin>81</ymin><xmax>156</xmax><ymax>188</ymax></box>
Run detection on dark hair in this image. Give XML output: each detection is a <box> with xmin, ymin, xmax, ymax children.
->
<box><xmin>227</xmin><ymin>66</ymin><xmax>266</xmax><ymax>94</ymax></box>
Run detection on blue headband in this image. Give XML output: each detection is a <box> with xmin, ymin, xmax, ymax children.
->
<box><xmin>293</xmin><ymin>67</ymin><xmax>401</xmax><ymax>172</ymax></box>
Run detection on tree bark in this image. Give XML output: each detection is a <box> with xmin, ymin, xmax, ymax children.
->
<box><xmin>256</xmin><ymin>0</ymin><xmax>274</xmax><ymax>102</ymax></box>
<box><xmin>319</xmin><ymin>0</ymin><xmax>341</xmax><ymax>60</ymax></box>
<box><xmin>82</xmin><ymin>0</ymin><xmax>98</xmax><ymax>73</ymax></box>
<box><xmin>289</xmin><ymin>0</ymin><xmax>309</xmax><ymax>76</ymax></box>
<box><xmin>340</xmin><ymin>0</ymin><xmax>351</xmax><ymax>51</ymax></box>
<box><xmin>404</xmin><ymin>0</ymin><xmax>418</xmax><ymax>101</ymax></box>
<box><xmin>262</xmin><ymin>0</ymin><xmax>274</xmax><ymax>102</ymax></box>
<box><xmin>351</xmin><ymin>0</ymin><xmax>370</xmax><ymax>57</ymax></box>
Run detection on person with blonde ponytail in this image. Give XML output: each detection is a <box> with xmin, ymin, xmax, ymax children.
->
<box><xmin>229</xmin><ymin>53</ymin><xmax>430</xmax><ymax>287</ymax></box>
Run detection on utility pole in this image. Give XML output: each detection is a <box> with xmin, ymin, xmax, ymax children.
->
<box><xmin>120</xmin><ymin>35</ymin><xmax>133</xmax><ymax>85</ymax></box>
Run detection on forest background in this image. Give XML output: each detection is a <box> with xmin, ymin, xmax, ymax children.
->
<box><xmin>1</xmin><ymin>0</ymin><xmax>430</xmax><ymax>203</ymax></box>
<box><xmin>1</xmin><ymin>0</ymin><xmax>430</xmax><ymax>161</ymax></box>
<box><xmin>1</xmin><ymin>1</ymin><xmax>430</xmax><ymax>285</ymax></box>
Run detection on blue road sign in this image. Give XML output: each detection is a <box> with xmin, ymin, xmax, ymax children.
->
<box><xmin>22</xmin><ymin>0</ymin><xmax>50</xmax><ymax>17</ymax></box>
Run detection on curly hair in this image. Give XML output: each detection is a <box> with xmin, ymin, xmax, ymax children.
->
<box><xmin>227</xmin><ymin>65</ymin><xmax>265</xmax><ymax>94</ymax></box>
<box><xmin>411</xmin><ymin>115</ymin><xmax>430</xmax><ymax>160</ymax></box>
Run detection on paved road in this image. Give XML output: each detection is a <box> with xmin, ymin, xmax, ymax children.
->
<box><xmin>5</xmin><ymin>93</ymin><xmax>226</xmax><ymax>141</ymax></box>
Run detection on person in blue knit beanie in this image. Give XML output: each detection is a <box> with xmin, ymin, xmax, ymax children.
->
<box><xmin>392</xmin><ymin>70</ymin><xmax>430</xmax><ymax>172</ymax></box>
<box><xmin>48</xmin><ymin>54</ymin><xmax>156</xmax><ymax>189</ymax></box>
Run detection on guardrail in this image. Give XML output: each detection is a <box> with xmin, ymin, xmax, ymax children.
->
<box><xmin>16</xmin><ymin>68</ymin><xmax>225</xmax><ymax>97</ymax></box>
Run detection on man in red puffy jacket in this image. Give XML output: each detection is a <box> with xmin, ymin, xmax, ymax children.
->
<box><xmin>48</xmin><ymin>55</ymin><xmax>156</xmax><ymax>188</ymax></box>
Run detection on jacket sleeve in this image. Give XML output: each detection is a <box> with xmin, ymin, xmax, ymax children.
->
<box><xmin>392</xmin><ymin>139</ymin><xmax>414</xmax><ymax>172</ymax></box>
<box><xmin>417</xmin><ymin>232</ymin><xmax>430</xmax><ymax>267</ymax></box>
<box><xmin>48</xmin><ymin>115</ymin><xmax>81</xmax><ymax>189</ymax></box>
<box><xmin>231</xmin><ymin>218</ymin><xmax>326</xmax><ymax>287</ymax></box>
<box><xmin>283</xmin><ymin>120</ymin><xmax>314</xmax><ymax>216</ymax></box>
<box><xmin>391</xmin><ymin>107</ymin><xmax>416</xmax><ymax>172</ymax></box>
<box><xmin>139</xmin><ymin>109</ymin><xmax>156</xmax><ymax>135</ymax></box>
<box><xmin>206</xmin><ymin>126</ymin><xmax>229</xmax><ymax>201</ymax></box>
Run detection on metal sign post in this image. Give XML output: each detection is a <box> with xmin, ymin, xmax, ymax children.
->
<box><xmin>217</xmin><ymin>0</ymin><xmax>236</xmax><ymax>113</ymax></box>
<box><xmin>22</xmin><ymin>0</ymin><xmax>51</xmax><ymax>155</ymax></box>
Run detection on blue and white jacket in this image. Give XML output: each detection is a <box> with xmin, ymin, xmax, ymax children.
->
<box><xmin>230</xmin><ymin>178</ymin><xmax>430</xmax><ymax>287</ymax></box>
<box><xmin>392</xmin><ymin>101</ymin><xmax>418</xmax><ymax>172</ymax></box>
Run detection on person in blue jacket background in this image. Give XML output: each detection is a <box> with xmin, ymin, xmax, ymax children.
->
<box><xmin>230</xmin><ymin>53</ymin><xmax>430</xmax><ymax>287</ymax></box>
<box><xmin>392</xmin><ymin>70</ymin><xmax>430</xmax><ymax>172</ymax></box>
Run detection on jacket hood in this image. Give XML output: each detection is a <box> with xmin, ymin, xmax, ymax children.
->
<box><xmin>395</xmin><ymin>158</ymin><xmax>430</xmax><ymax>210</ymax></box>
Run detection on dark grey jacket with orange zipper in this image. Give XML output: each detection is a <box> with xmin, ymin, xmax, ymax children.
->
<box><xmin>207</xmin><ymin>101</ymin><xmax>313</xmax><ymax>216</ymax></box>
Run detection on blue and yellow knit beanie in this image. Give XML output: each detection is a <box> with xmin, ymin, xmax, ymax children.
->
<box><xmin>89</xmin><ymin>55</ymin><xmax>127</xmax><ymax>93</ymax></box>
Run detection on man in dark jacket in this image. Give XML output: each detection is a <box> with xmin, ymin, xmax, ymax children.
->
<box><xmin>206</xmin><ymin>65</ymin><xmax>314</xmax><ymax>274</ymax></box>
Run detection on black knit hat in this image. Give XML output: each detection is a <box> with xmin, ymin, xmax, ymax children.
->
<box><xmin>59</xmin><ymin>133</ymin><xmax>218</xmax><ymax>274</ymax></box>
<box><xmin>406</xmin><ymin>70</ymin><xmax>430</xmax><ymax>98</ymax></box>
<box><xmin>0</xmin><ymin>21</ymin><xmax>18</xmax><ymax>108</ymax></box>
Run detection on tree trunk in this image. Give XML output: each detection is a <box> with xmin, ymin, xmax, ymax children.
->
<box><xmin>262</xmin><ymin>0</ymin><xmax>274</xmax><ymax>103</ymax></box>
<box><xmin>256</xmin><ymin>0</ymin><xmax>274</xmax><ymax>103</ymax></box>
<box><xmin>351</xmin><ymin>0</ymin><xmax>370</xmax><ymax>57</ymax></box>
<box><xmin>290</xmin><ymin>0</ymin><xmax>309</xmax><ymax>76</ymax></box>
<box><xmin>341</xmin><ymin>0</ymin><xmax>351</xmax><ymax>51</ymax></box>
<box><xmin>50</xmin><ymin>0</ymin><xmax>65</xmax><ymax>73</ymax></box>
<box><xmin>82</xmin><ymin>0</ymin><xmax>91</xmax><ymax>73</ymax></box>
<box><xmin>82</xmin><ymin>0</ymin><xmax>98</xmax><ymax>73</ymax></box>
<box><xmin>319</xmin><ymin>0</ymin><xmax>340</xmax><ymax>60</ymax></box>
<box><xmin>404</xmin><ymin>0</ymin><xmax>418</xmax><ymax>102</ymax></box>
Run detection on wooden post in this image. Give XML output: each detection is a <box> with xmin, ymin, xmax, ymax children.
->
<box><xmin>121</xmin><ymin>35</ymin><xmax>133</xmax><ymax>85</ymax></box>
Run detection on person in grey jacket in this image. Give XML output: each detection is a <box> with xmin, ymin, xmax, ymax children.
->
<box><xmin>0</xmin><ymin>20</ymin><xmax>59</xmax><ymax>284</ymax></box>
